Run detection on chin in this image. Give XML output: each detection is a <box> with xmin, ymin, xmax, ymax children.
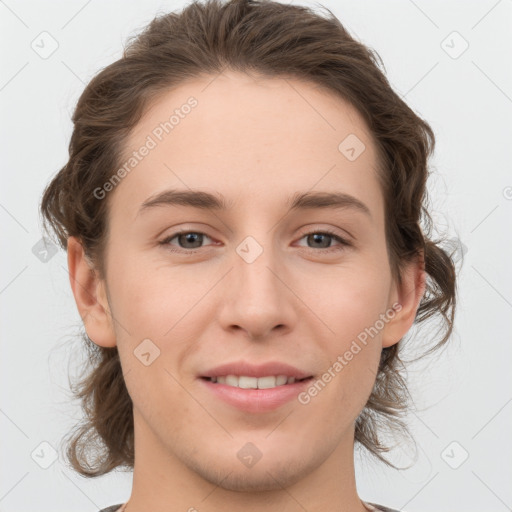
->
<box><xmin>185</xmin><ymin>447</ymin><xmax>320</xmax><ymax>492</ymax></box>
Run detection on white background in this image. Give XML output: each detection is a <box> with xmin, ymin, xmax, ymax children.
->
<box><xmin>1</xmin><ymin>0</ymin><xmax>511</xmax><ymax>511</ymax></box>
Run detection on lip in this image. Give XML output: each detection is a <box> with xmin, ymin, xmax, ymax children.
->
<box><xmin>198</xmin><ymin>376</ymin><xmax>314</xmax><ymax>413</ymax></box>
<box><xmin>200</xmin><ymin>360</ymin><xmax>312</xmax><ymax>380</ymax></box>
<box><xmin>198</xmin><ymin>360</ymin><xmax>314</xmax><ymax>413</ymax></box>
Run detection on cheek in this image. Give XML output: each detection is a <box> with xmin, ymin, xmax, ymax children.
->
<box><xmin>306</xmin><ymin>263</ymin><xmax>392</xmax><ymax>346</ymax></box>
<box><xmin>108</xmin><ymin>259</ymin><xmax>205</xmax><ymax>391</ymax></box>
<box><xmin>299</xmin><ymin>265</ymin><xmax>390</xmax><ymax>410</ymax></box>
<box><xmin>107</xmin><ymin>253</ymin><xmax>185</xmax><ymax>337</ymax></box>
<box><xmin>299</xmin><ymin>325</ymin><xmax>382</xmax><ymax>430</ymax></box>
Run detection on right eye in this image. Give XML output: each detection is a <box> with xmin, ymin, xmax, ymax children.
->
<box><xmin>159</xmin><ymin>230</ymin><xmax>215</xmax><ymax>253</ymax></box>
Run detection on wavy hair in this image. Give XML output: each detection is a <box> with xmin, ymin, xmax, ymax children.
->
<box><xmin>39</xmin><ymin>0</ymin><xmax>457</xmax><ymax>476</ymax></box>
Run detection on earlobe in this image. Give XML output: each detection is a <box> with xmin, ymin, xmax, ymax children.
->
<box><xmin>381</xmin><ymin>253</ymin><xmax>426</xmax><ymax>349</ymax></box>
<box><xmin>66</xmin><ymin>236</ymin><xmax>117</xmax><ymax>348</ymax></box>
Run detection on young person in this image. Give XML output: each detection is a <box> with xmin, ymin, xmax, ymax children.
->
<box><xmin>39</xmin><ymin>0</ymin><xmax>456</xmax><ymax>510</ymax></box>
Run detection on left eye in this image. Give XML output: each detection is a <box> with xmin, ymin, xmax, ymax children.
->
<box><xmin>159</xmin><ymin>229</ymin><xmax>350</xmax><ymax>253</ymax></box>
<box><xmin>296</xmin><ymin>230</ymin><xmax>350</xmax><ymax>251</ymax></box>
<box><xmin>160</xmin><ymin>231</ymin><xmax>213</xmax><ymax>251</ymax></box>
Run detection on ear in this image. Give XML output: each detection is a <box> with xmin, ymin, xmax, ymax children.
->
<box><xmin>66</xmin><ymin>236</ymin><xmax>117</xmax><ymax>348</ymax></box>
<box><xmin>381</xmin><ymin>252</ymin><xmax>426</xmax><ymax>349</ymax></box>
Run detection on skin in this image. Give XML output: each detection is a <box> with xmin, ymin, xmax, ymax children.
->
<box><xmin>67</xmin><ymin>70</ymin><xmax>425</xmax><ymax>512</ymax></box>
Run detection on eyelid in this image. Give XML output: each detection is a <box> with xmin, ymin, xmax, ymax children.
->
<box><xmin>295</xmin><ymin>225</ymin><xmax>353</xmax><ymax>243</ymax></box>
<box><xmin>159</xmin><ymin>228</ymin><xmax>215</xmax><ymax>246</ymax></box>
<box><xmin>159</xmin><ymin>224</ymin><xmax>353</xmax><ymax>254</ymax></box>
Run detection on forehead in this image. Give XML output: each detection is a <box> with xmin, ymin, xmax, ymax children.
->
<box><xmin>109</xmin><ymin>71</ymin><xmax>383</xmax><ymax>221</ymax></box>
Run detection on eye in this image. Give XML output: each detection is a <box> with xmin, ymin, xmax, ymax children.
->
<box><xmin>158</xmin><ymin>228</ymin><xmax>351</xmax><ymax>254</ymax></box>
<box><xmin>159</xmin><ymin>230</ymin><xmax>214</xmax><ymax>253</ymax></box>
<box><xmin>295</xmin><ymin>228</ymin><xmax>351</xmax><ymax>253</ymax></box>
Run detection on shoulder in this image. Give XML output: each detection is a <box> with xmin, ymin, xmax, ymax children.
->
<box><xmin>98</xmin><ymin>505</ymin><xmax>124</xmax><ymax>512</ymax></box>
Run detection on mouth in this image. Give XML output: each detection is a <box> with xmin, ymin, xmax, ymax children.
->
<box><xmin>200</xmin><ymin>375</ymin><xmax>314</xmax><ymax>389</ymax></box>
<box><xmin>198</xmin><ymin>361</ymin><xmax>315</xmax><ymax>412</ymax></box>
<box><xmin>198</xmin><ymin>374</ymin><xmax>315</xmax><ymax>413</ymax></box>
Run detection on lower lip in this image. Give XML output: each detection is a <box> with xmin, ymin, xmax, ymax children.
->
<box><xmin>198</xmin><ymin>377</ymin><xmax>313</xmax><ymax>413</ymax></box>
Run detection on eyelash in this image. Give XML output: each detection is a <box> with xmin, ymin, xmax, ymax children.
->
<box><xmin>158</xmin><ymin>228</ymin><xmax>351</xmax><ymax>255</ymax></box>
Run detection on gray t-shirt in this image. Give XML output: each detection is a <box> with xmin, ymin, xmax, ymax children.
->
<box><xmin>98</xmin><ymin>502</ymin><xmax>403</xmax><ymax>512</ymax></box>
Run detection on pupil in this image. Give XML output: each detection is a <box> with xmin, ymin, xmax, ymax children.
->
<box><xmin>181</xmin><ymin>233</ymin><xmax>201</xmax><ymax>248</ymax></box>
<box><xmin>311</xmin><ymin>233</ymin><xmax>329</xmax><ymax>248</ymax></box>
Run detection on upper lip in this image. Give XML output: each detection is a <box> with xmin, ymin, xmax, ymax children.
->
<box><xmin>200</xmin><ymin>360</ymin><xmax>313</xmax><ymax>380</ymax></box>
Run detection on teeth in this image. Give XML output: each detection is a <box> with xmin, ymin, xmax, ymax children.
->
<box><xmin>209</xmin><ymin>374</ymin><xmax>301</xmax><ymax>389</ymax></box>
<box><xmin>276</xmin><ymin>375</ymin><xmax>288</xmax><ymax>386</ymax></box>
<box><xmin>239</xmin><ymin>376</ymin><xmax>258</xmax><ymax>388</ymax></box>
<box><xmin>225</xmin><ymin>375</ymin><xmax>239</xmax><ymax>387</ymax></box>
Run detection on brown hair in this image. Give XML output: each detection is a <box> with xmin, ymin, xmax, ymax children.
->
<box><xmin>39</xmin><ymin>0</ymin><xmax>456</xmax><ymax>476</ymax></box>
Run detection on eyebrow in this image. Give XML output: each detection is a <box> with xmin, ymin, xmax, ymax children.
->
<box><xmin>137</xmin><ymin>189</ymin><xmax>371</xmax><ymax>218</ymax></box>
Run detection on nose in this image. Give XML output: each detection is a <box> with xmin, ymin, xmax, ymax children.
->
<box><xmin>215</xmin><ymin>239</ymin><xmax>297</xmax><ymax>341</ymax></box>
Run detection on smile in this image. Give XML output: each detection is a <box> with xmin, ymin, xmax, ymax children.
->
<box><xmin>199</xmin><ymin>376</ymin><xmax>314</xmax><ymax>413</ymax></box>
<box><xmin>202</xmin><ymin>375</ymin><xmax>311</xmax><ymax>389</ymax></box>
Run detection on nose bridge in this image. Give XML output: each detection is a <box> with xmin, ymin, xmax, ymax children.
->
<box><xmin>219</xmin><ymin>230</ymin><xmax>295</xmax><ymax>338</ymax></box>
<box><xmin>234</xmin><ymin>232</ymin><xmax>284</xmax><ymax>304</ymax></box>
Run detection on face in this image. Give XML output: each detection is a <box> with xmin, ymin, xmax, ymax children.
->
<box><xmin>75</xmin><ymin>70</ymin><xmax>422</xmax><ymax>492</ymax></box>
